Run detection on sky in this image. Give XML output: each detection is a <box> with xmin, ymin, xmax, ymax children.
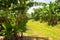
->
<box><xmin>27</xmin><ymin>0</ymin><xmax>55</xmax><ymax>14</ymax></box>
<box><xmin>33</xmin><ymin>0</ymin><xmax>55</xmax><ymax>3</ymax></box>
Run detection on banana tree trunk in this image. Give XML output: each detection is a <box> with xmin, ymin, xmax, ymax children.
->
<box><xmin>12</xmin><ymin>31</ymin><xmax>18</xmax><ymax>40</ymax></box>
<box><xmin>14</xmin><ymin>11</ymin><xmax>22</xmax><ymax>40</ymax></box>
<box><xmin>20</xmin><ymin>32</ymin><xmax>23</xmax><ymax>40</ymax></box>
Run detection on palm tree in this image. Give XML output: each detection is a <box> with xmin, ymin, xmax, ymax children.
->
<box><xmin>48</xmin><ymin>2</ymin><xmax>58</xmax><ymax>25</ymax></box>
<box><xmin>13</xmin><ymin>0</ymin><xmax>34</xmax><ymax>40</ymax></box>
<box><xmin>55</xmin><ymin>0</ymin><xmax>60</xmax><ymax>21</ymax></box>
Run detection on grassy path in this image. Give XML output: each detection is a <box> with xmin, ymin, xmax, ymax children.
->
<box><xmin>24</xmin><ymin>20</ymin><xmax>60</xmax><ymax>40</ymax></box>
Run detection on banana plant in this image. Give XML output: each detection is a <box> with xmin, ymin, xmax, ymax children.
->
<box><xmin>48</xmin><ymin>2</ymin><xmax>58</xmax><ymax>25</ymax></box>
<box><xmin>11</xmin><ymin>0</ymin><xmax>38</xmax><ymax>40</ymax></box>
<box><xmin>55</xmin><ymin>0</ymin><xmax>60</xmax><ymax>21</ymax></box>
<box><xmin>0</xmin><ymin>0</ymin><xmax>37</xmax><ymax>40</ymax></box>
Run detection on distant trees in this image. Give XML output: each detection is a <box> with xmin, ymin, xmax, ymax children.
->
<box><xmin>32</xmin><ymin>0</ymin><xmax>60</xmax><ymax>26</ymax></box>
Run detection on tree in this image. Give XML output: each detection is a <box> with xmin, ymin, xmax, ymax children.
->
<box><xmin>33</xmin><ymin>1</ymin><xmax>59</xmax><ymax>26</ymax></box>
<box><xmin>0</xmin><ymin>0</ymin><xmax>35</xmax><ymax>40</ymax></box>
<box><xmin>47</xmin><ymin>2</ymin><xmax>58</xmax><ymax>25</ymax></box>
<box><xmin>33</xmin><ymin>8</ymin><xmax>41</xmax><ymax>21</ymax></box>
<box><xmin>55</xmin><ymin>0</ymin><xmax>60</xmax><ymax>21</ymax></box>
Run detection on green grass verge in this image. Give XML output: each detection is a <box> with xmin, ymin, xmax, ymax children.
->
<box><xmin>25</xmin><ymin>20</ymin><xmax>60</xmax><ymax>40</ymax></box>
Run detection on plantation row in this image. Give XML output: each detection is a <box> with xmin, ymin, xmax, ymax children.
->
<box><xmin>31</xmin><ymin>0</ymin><xmax>60</xmax><ymax>26</ymax></box>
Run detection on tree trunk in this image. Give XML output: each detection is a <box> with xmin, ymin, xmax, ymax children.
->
<box><xmin>14</xmin><ymin>11</ymin><xmax>22</xmax><ymax>40</ymax></box>
<box><xmin>20</xmin><ymin>32</ymin><xmax>23</xmax><ymax>40</ymax></box>
<box><xmin>13</xmin><ymin>32</ymin><xmax>18</xmax><ymax>40</ymax></box>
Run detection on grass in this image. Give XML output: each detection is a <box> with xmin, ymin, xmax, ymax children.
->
<box><xmin>24</xmin><ymin>20</ymin><xmax>60</xmax><ymax>40</ymax></box>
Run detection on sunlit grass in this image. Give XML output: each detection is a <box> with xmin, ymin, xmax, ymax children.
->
<box><xmin>25</xmin><ymin>20</ymin><xmax>60</xmax><ymax>40</ymax></box>
<box><xmin>25</xmin><ymin>30</ymin><xmax>33</xmax><ymax>34</ymax></box>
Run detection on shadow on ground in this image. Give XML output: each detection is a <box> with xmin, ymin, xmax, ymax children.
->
<box><xmin>0</xmin><ymin>36</ymin><xmax>49</xmax><ymax>40</ymax></box>
<box><xmin>18</xmin><ymin>36</ymin><xmax>49</xmax><ymax>40</ymax></box>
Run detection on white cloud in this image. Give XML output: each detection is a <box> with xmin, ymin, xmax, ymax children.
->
<box><xmin>33</xmin><ymin>0</ymin><xmax>55</xmax><ymax>3</ymax></box>
<box><xmin>27</xmin><ymin>0</ymin><xmax>55</xmax><ymax>14</ymax></box>
<box><xmin>27</xmin><ymin>6</ymin><xmax>43</xmax><ymax>14</ymax></box>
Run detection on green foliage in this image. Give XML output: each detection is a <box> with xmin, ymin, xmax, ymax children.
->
<box><xmin>32</xmin><ymin>1</ymin><xmax>60</xmax><ymax>26</ymax></box>
<box><xmin>0</xmin><ymin>0</ymin><xmax>35</xmax><ymax>40</ymax></box>
<box><xmin>2</xmin><ymin>22</ymin><xmax>12</xmax><ymax>40</ymax></box>
<box><xmin>18</xmin><ymin>19</ymin><xmax>27</xmax><ymax>32</ymax></box>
